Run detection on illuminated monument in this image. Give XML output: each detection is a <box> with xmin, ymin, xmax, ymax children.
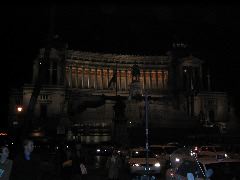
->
<box><xmin>8</xmin><ymin>42</ymin><xmax>232</xmax><ymax>142</ymax></box>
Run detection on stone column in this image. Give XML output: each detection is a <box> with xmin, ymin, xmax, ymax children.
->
<box><xmin>104</xmin><ymin>69</ymin><xmax>108</xmax><ymax>89</ymax></box>
<box><xmin>101</xmin><ymin>68</ymin><xmax>104</xmax><ymax>89</ymax></box>
<box><xmin>94</xmin><ymin>67</ymin><xmax>97</xmax><ymax>89</ymax></box>
<box><xmin>162</xmin><ymin>70</ymin><xmax>165</xmax><ymax>89</ymax></box>
<box><xmin>107</xmin><ymin>68</ymin><xmax>110</xmax><ymax>87</ymax></box>
<box><xmin>125</xmin><ymin>69</ymin><xmax>128</xmax><ymax>90</ymax></box>
<box><xmin>143</xmin><ymin>70</ymin><xmax>146</xmax><ymax>89</ymax></box>
<box><xmin>91</xmin><ymin>68</ymin><xmax>95</xmax><ymax>88</ymax></box>
<box><xmin>149</xmin><ymin>70</ymin><xmax>152</xmax><ymax>89</ymax></box>
<box><xmin>110</xmin><ymin>68</ymin><xmax>117</xmax><ymax>89</ymax></box>
<box><xmin>147</xmin><ymin>71</ymin><xmax>151</xmax><ymax>89</ymax></box>
<box><xmin>88</xmin><ymin>67</ymin><xmax>91</xmax><ymax>88</ymax></box>
<box><xmin>127</xmin><ymin>70</ymin><xmax>131</xmax><ymax>89</ymax></box>
<box><xmin>119</xmin><ymin>69</ymin><xmax>122</xmax><ymax>90</ymax></box>
<box><xmin>49</xmin><ymin>61</ymin><xmax>53</xmax><ymax>84</ymax></box>
<box><xmin>82</xmin><ymin>66</ymin><xmax>85</xmax><ymax>88</ymax></box>
<box><xmin>75</xmin><ymin>65</ymin><xmax>78</xmax><ymax>88</ymax></box>
<box><xmin>69</xmin><ymin>65</ymin><xmax>72</xmax><ymax>88</ymax></box>
<box><xmin>155</xmin><ymin>70</ymin><xmax>158</xmax><ymax>88</ymax></box>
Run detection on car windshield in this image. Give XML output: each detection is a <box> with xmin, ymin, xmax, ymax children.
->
<box><xmin>131</xmin><ymin>151</ymin><xmax>156</xmax><ymax>158</ymax></box>
<box><xmin>205</xmin><ymin>162</ymin><xmax>240</xmax><ymax>180</ymax></box>
<box><xmin>177</xmin><ymin>160</ymin><xmax>205</xmax><ymax>178</ymax></box>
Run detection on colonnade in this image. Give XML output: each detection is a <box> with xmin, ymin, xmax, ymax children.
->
<box><xmin>65</xmin><ymin>65</ymin><xmax>168</xmax><ymax>90</ymax></box>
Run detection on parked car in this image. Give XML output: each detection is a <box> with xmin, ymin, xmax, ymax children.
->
<box><xmin>192</xmin><ymin>145</ymin><xmax>228</xmax><ymax>158</ymax></box>
<box><xmin>127</xmin><ymin>147</ymin><xmax>161</xmax><ymax>175</ymax></box>
<box><xmin>150</xmin><ymin>144</ymin><xmax>179</xmax><ymax>157</ymax></box>
<box><xmin>150</xmin><ymin>144</ymin><xmax>178</xmax><ymax>169</ymax></box>
<box><xmin>168</xmin><ymin>147</ymin><xmax>193</xmax><ymax>169</ymax></box>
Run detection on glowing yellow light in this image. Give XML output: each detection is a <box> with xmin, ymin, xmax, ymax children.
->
<box><xmin>0</xmin><ymin>133</ymin><xmax>7</xmax><ymax>136</ymax></box>
<box><xmin>17</xmin><ymin>107</ymin><xmax>23</xmax><ymax>112</ymax></box>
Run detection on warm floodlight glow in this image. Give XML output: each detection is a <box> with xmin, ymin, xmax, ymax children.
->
<box><xmin>17</xmin><ymin>107</ymin><xmax>23</xmax><ymax>112</ymax></box>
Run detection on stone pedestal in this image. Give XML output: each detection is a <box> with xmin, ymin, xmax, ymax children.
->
<box><xmin>129</xmin><ymin>80</ymin><xmax>142</xmax><ymax>98</ymax></box>
<box><xmin>112</xmin><ymin>119</ymin><xmax>129</xmax><ymax>147</ymax></box>
<box><xmin>112</xmin><ymin>97</ymin><xmax>129</xmax><ymax>147</ymax></box>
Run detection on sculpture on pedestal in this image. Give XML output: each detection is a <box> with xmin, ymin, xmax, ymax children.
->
<box><xmin>112</xmin><ymin>96</ymin><xmax>128</xmax><ymax>147</ymax></box>
<box><xmin>129</xmin><ymin>63</ymin><xmax>142</xmax><ymax>99</ymax></box>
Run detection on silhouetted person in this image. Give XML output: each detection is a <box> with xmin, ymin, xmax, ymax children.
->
<box><xmin>106</xmin><ymin>150</ymin><xmax>122</xmax><ymax>180</ymax></box>
<box><xmin>0</xmin><ymin>146</ymin><xmax>13</xmax><ymax>180</ymax></box>
<box><xmin>10</xmin><ymin>139</ymin><xmax>41</xmax><ymax>180</ymax></box>
<box><xmin>61</xmin><ymin>148</ymin><xmax>73</xmax><ymax>180</ymax></box>
<box><xmin>72</xmin><ymin>152</ymin><xmax>87</xmax><ymax>180</ymax></box>
<box><xmin>71</xmin><ymin>149</ymin><xmax>81</xmax><ymax>180</ymax></box>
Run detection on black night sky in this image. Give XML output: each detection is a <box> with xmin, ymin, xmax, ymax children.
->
<box><xmin>2</xmin><ymin>2</ymin><xmax>240</xmax><ymax>128</ymax></box>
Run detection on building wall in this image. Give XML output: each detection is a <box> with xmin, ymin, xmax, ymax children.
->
<box><xmin>194</xmin><ymin>92</ymin><xmax>229</xmax><ymax>122</ymax></box>
<box><xmin>64</xmin><ymin>51</ymin><xmax>171</xmax><ymax>91</ymax></box>
<box><xmin>8</xmin><ymin>49</ymin><xmax>231</xmax><ymax>129</ymax></box>
<box><xmin>21</xmin><ymin>86</ymin><xmax>66</xmax><ymax>118</ymax></box>
<box><xmin>71</xmin><ymin>99</ymin><xmax>114</xmax><ymax>126</ymax></box>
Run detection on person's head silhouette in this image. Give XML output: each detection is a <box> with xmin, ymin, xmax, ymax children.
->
<box><xmin>0</xmin><ymin>146</ymin><xmax>9</xmax><ymax>162</ymax></box>
<box><xmin>23</xmin><ymin>139</ymin><xmax>34</xmax><ymax>159</ymax></box>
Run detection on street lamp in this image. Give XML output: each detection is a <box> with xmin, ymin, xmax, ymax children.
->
<box><xmin>144</xmin><ymin>92</ymin><xmax>149</xmax><ymax>179</ymax></box>
<box><xmin>17</xmin><ymin>106</ymin><xmax>23</xmax><ymax>112</ymax></box>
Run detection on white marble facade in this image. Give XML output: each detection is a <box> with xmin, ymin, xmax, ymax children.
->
<box><xmin>9</xmin><ymin>49</ymin><xmax>230</xmax><ymax>128</ymax></box>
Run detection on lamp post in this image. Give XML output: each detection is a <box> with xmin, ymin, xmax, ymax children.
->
<box><xmin>144</xmin><ymin>91</ymin><xmax>149</xmax><ymax>180</ymax></box>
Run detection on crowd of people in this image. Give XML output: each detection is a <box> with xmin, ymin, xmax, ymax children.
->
<box><xmin>0</xmin><ymin>138</ymin><xmax>124</xmax><ymax>180</ymax></box>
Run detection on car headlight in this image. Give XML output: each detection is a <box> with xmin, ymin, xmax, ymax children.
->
<box><xmin>96</xmin><ymin>149</ymin><xmax>101</xmax><ymax>152</ymax></box>
<box><xmin>190</xmin><ymin>151</ymin><xmax>196</xmax><ymax>156</ymax></box>
<box><xmin>224</xmin><ymin>153</ymin><xmax>228</xmax><ymax>158</ymax></box>
<box><xmin>154</xmin><ymin>163</ymin><xmax>160</xmax><ymax>167</ymax></box>
<box><xmin>175</xmin><ymin>158</ymin><xmax>180</xmax><ymax>162</ymax></box>
<box><xmin>132</xmin><ymin>163</ymin><xmax>140</xmax><ymax>167</ymax></box>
